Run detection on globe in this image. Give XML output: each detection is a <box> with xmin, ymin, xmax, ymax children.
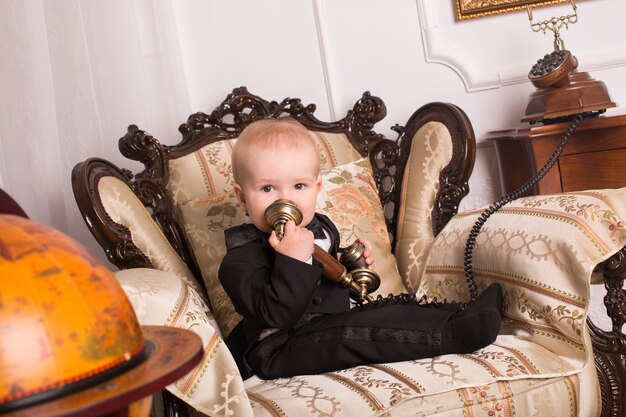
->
<box><xmin>0</xmin><ymin>214</ymin><xmax>145</xmax><ymax>412</ymax></box>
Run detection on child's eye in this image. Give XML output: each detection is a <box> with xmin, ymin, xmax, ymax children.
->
<box><xmin>294</xmin><ymin>183</ymin><xmax>306</xmax><ymax>190</ymax></box>
<box><xmin>261</xmin><ymin>185</ymin><xmax>274</xmax><ymax>193</ymax></box>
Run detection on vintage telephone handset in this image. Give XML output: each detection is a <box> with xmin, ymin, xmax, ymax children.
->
<box><xmin>265</xmin><ymin>199</ymin><xmax>381</xmax><ymax>303</ymax></box>
<box><xmin>463</xmin><ymin>0</ymin><xmax>616</xmax><ymax>304</ymax></box>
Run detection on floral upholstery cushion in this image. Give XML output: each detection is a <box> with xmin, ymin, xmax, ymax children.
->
<box><xmin>315</xmin><ymin>158</ymin><xmax>405</xmax><ymax>297</ymax></box>
<box><xmin>179</xmin><ymin>191</ymin><xmax>243</xmax><ymax>337</ymax></box>
<box><xmin>178</xmin><ymin>157</ymin><xmax>404</xmax><ymax>337</ymax></box>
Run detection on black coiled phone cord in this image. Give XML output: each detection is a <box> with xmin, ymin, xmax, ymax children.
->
<box><xmin>462</xmin><ymin>114</ymin><xmax>584</xmax><ymax>305</ymax></box>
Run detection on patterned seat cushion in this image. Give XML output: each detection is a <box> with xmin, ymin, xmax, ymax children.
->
<box><xmin>116</xmin><ymin>268</ymin><xmax>256</xmax><ymax>417</ymax></box>
<box><xmin>244</xmin><ymin>340</ymin><xmax>595</xmax><ymax>416</ymax></box>
<box><xmin>119</xmin><ymin>189</ymin><xmax>626</xmax><ymax>416</ymax></box>
<box><xmin>117</xmin><ymin>268</ymin><xmax>594</xmax><ymax>417</ymax></box>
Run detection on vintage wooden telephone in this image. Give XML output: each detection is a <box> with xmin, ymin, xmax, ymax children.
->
<box><xmin>522</xmin><ymin>0</ymin><xmax>615</xmax><ymax>124</ymax></box>
<box><xmin>265</xmin><ymin>199</ymin><xmax>381</xmax><ymax>303</ymax></box>
<box><xmin>463</xmin><ymin>0</ymin><xmax>617</xmax><ymax>303</ymax></box>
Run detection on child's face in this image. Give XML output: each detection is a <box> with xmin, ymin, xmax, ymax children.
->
<box><xmin>234</xmin><ymin>142</ymin><xmax>321</xmax><ymax>234</ymax></box>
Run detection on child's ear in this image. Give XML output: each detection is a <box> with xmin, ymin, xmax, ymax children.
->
<box><xmin>234</xmin><ymin>183</ymin><xmax>247</xmax><ymax>211</ymax></box>
<box><xmin>315</xmin><ymin>177</ymin><xmax>322</xmax><ymax>193</ymax></box>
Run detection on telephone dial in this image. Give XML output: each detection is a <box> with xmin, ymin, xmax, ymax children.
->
<box><xmin>523</xmin><ymin>48</ymin><xmax>615</xmax><ymax>124</ymax></box>
<box><xmin>463</xmin><ymin>0</ymin><xmax>617</xmax><ymax>303</ymax></box>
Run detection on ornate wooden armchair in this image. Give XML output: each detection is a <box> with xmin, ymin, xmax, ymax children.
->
<box><xmin>72</xmin><ymin>87</ymin><xmax>626</xmax><ymax>416</ymax></box>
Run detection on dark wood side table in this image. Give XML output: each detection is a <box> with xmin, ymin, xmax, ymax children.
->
<box><xmin>487</xmin><ymin>112</ymin><xmax>626</xmax><ymax>196</ymax></box>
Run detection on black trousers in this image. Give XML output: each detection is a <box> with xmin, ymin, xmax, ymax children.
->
<box><xmin>247</xmin><ymin>299</ymin><xmax>460</xmax><ymax>379</ymax></box>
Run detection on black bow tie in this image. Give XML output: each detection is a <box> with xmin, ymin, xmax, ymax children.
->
<box><xmin>306</xmin><ymin>216</ymin><xmax>327</xmax><ymax>240</ymax></box>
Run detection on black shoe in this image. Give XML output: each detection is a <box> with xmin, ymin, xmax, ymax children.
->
<box><xmin>447</xmin><ymin>307</ymin><xmax>501</xmax><ymax>353</ymax></box>
<box><xmin>440</xmin><ymin>283</ymin><xmax>503</xmax><ymax>354</ymax></box>
<box><xmin>463</xmin><ymin>283</ymin><xmax>503</xmax><ymax>314</ymax></box>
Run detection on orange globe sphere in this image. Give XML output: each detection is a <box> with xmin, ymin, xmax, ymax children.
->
<box><xmin>0</xmin><ymin>215</ymin><xmax>145</xmax><ymax>412</ymax></box>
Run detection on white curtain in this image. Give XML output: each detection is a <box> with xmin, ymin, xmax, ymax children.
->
<box><xmin>0</xmin><ymin>0</ymin><xmax>190</xmax><ymax>265</ymax></box>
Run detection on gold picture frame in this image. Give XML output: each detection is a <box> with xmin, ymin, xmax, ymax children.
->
<box><xmin>455</xmin><ymin>0</ymin><xmax>569</xmax><ymax>20</ymax></box>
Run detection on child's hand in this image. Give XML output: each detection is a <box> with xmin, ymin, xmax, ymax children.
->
<box><xmin>357</xmin><ymin>238</ymin><xmax>376</xmax><ymax>271</ymax></box>
<box><xmin>269</xmin><ymin>220</ymin><xmax>315</xmax><ymax>263</ymax></box>
<box><xmin>338</xmin><ymin>238</ymin><xmax>376</xmax><ymax>270</ymax></box>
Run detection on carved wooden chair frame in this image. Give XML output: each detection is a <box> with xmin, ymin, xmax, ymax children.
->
<box><xmin>72</xmin><ymin>87</ymin><xmax>626</xmax><ymax>417</ymax></box>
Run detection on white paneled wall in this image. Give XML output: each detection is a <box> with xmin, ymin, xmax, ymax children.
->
<box><xmin>1</xmin><ymin>0</ymin><xmax>625</xmax><ymax>329</ymax></box>
<box><xmin>171</xmin><ymin>1</ymin><xmax>332</xmax><ymax>120</ymax></box>
<box><xmin>171</xmin><ymin>0</ymin><xmax>626</xmax><ymax>211</ymax></box>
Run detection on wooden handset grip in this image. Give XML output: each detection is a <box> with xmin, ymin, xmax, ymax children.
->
<box><xmin>265</xmin><ymin>199</ymin><xmax>379</xmax><ymax>302</ymax></box>
<box><xmin>312</xmin><ymin>245</ymin><xmax>347</xmax><ymax>279</ymax></box>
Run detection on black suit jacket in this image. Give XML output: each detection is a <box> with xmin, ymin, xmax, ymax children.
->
<box><xmin>219</xmin><ymin>213</ymin><xmax>351</xmax><ymax>361</ymax></box>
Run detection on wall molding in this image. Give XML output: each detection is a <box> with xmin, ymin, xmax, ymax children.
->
<box><xmin>312</xmin><ymin>0</ymin><xmax>337</xmax><ymax>121</ymax></box>
<box><xmin>417</xmin><ymin>0</ymin><xmax>626</xmax><ymax>92</ymax></box>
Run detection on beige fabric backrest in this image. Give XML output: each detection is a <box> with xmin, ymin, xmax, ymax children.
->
<box><xmin>166</xmin><ymin>132</ymin><xmax>361</xmax><ymax>205</ymax></box>
<box><xmin>165</xmin><ymin>131</ymin><xmax>405</xmax><ymax>335</ymax></box>
<box><xmin>95</xmin><ymin>120</ymin><xmax>456</xmax><ymax>335</ymax></box>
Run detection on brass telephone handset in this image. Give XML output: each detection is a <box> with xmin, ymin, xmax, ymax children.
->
<box><xmin>265</xmin><ymin>199</ymin><xmax>381</xmax><ymax>303</ymax></box>
<box><xmin>463</xmin><ymin>0</ymin><xmax>617</xmax><ymax>304</ymax></box>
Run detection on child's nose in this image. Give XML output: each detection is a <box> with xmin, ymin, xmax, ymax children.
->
<box><xmin>277</xmin><ymin>190</ymin><xmax>294</xmax><ymax>202</ymax></box>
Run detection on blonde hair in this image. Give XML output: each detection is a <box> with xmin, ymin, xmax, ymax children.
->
<box><xmin>232</xmin><ymin>118</ymin><xmax>320</xmax><ymax>184</ymax></box>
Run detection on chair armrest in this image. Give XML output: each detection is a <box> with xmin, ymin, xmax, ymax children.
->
<box><xmin>391</xmin><ymin>103</ymin><xmax>476</xmax><ymax>292</ymax></box>
<box><xmin>72</xmin><ymin>158</ymin><xmax>204</xmax><ymax>295</ymax></box>
<box><xmin>421</xmin><ymin>188</ymin><xmax>626</xmax><ymax>408</ymax></box>
<box><xmin>422</xmin><ymin>189</ymin><xmax>626</xmax><ymax>347</ymax></box>
<box><xmin>116</xmin><ymin>268</ymin><xmax>254</xmax><ymax>417</ymax></box>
